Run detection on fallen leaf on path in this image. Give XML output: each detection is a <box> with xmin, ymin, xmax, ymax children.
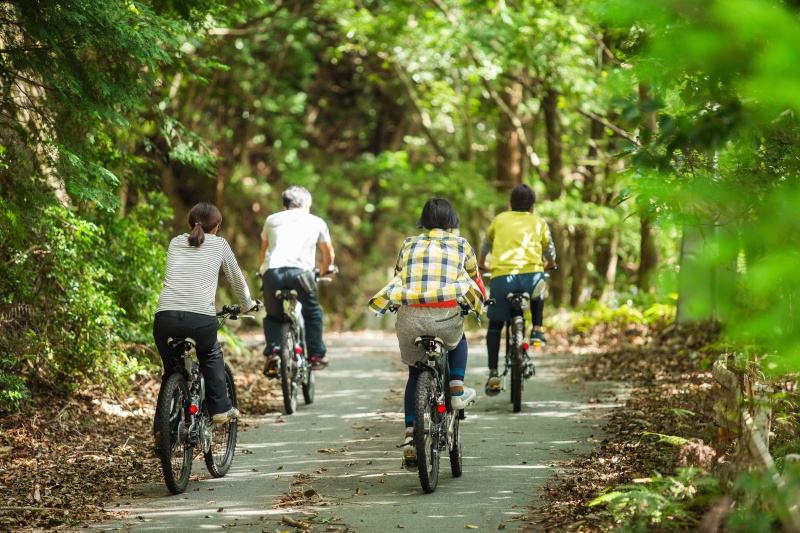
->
<box><xmin>281</xmin><ymin>515</ymin><xmax>310</xmax><ymax>529</ymax></box>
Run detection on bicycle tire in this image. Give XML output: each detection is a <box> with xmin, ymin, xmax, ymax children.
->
<box><xmin>449</xmin><ymin>415</ymin><xmax>463</xmax><ymax>477</ymax></box>
<box><xmin>204</xmin><ymin>363</ymin><xmax>238</xmax><ymax>477</ymax></box>
<box><xmin>511</xmin><ymin>316</ymin><xmax>524</xmax><ymax>413</ymax></box>
<box><xmin>156</xmin><ymin>373</ymin><xmax>192</xmax><ymax>494</ymax></box>
<box><xmin>279</xmin><ymin>323</ymin><xmax>298</xmax><ymax>414</ymax></box>
<box><xmin>302</xmin><ymin>367</ymin><xmax>315</xmax><ymax>404</ymax></box>
<box><xmin>414</xmin><ymin>370</ymin><xmax>440</xmax><ymax>493</ymax></box>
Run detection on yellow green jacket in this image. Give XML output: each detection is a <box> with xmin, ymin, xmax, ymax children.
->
<box><xmin>480</xmin><ymin>211</ymin><xmax>556</xmax><ymax>277</ymax></box>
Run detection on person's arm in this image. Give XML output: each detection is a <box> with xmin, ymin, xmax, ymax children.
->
<box><xmin>394</xmin><ymin>238</ymin><xmax>411</xmax><ymax>276</ymax></box>
<box><xmin>317</xmin><ymin>240</ymin><xmax>334</xmax><ymax>275</ymax></box>
<box><xmin>221</xmin><ymin>241</ymin><xmax>256</xmax><ymax>312</ymax></box>
<box><xmin>259</xmin><ymin>237</ymin><xmax>268</xmax><ymax>271</ymax></box>
<box><xmin>478</xmin><ymin>220</ymin><xmax>495</xmax><ymax>271</ymax></box>
<box><xmin>477</xmin><ymin>234</ymin><xmax>491</xmax><ymax>271</ymax></box>
<box><xmin>542</xmin><ymin>222</ymin><xmax>556</xmax><ymax>270</ymax></box>
<box><xmin>463</xmin><ymin>240</ymin><xmax>487</xmax><ymax>298</ymax></box>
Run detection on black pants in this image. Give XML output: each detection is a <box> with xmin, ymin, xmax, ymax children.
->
<box><xmin>153</xmin><ymin>311</ymin><xmax>231</xmax><ymax>417</ymax></box>
<box><xmin>262</xmin><ymin>267</ymin><xmax>326</xmax><ymax>359</ymax></box>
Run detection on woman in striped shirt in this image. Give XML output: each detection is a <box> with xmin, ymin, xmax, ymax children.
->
<box><xmin>154</xmin><ymin>203</ymin><xmax>258</xmax><ymax>425</ymax></box>
<box><xmin>368</xmin><ymin>198</ymin><xmax>487</xmax><ymax>471</ymax></box>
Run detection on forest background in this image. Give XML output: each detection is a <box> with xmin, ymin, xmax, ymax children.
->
<box><xmin>1</xmin><ymin>0</ymin><xmax>800</xmax><ymax>528</ymax></box>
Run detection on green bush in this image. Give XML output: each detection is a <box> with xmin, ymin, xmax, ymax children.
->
<box><xmin>0</xmin><ymin>197</ymin><xmax>169</xmax><ymax>412</ymax></box>
<box><xmin>589</xmin><ymin>467</ymin><xmax>721</xmax><ymax>531</ymax></box>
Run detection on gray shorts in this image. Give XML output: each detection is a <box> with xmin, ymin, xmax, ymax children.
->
<box><xmin>395</xmin><ymin>306</ymin><xmax>464</xmax><ymax>366</ymax></box>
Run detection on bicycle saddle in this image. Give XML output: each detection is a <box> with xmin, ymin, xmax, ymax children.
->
<box><xmin>507</xmin><ymin>292</ymin><xmax>530</xmax><ymax>301</ymax></box>
<box><xmin>275</xmin><ymin>289</ymin><xmax>298</xmax><ymax>299</ymax></box>
<box><xmin>414</xmin><ymin>335</ymin><xmax>444</xmax><ymax>347</ymax></box>
<box><xmin>167</xmin><ymin>336</ymin><xmax>196</xmax><ymax>349</ymax></box>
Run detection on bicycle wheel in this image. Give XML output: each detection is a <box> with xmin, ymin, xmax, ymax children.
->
<box><xmin>511</xmin><ymin>316</ymin><xmax>524</xmax><ymax>413</ymax></box>
<box><xmin>156</xmin><ymin>373</ymin><xmax>192</xmax><ymax>494</ymax></box>
<box><xmin>279</xmin><ymin>323</ymin><xmax>298</xmax><ymax>414</ymax></box>
<box><xmin>449</xmin><ymin>415</ymin><xmax>463</xmax><ymax>477</ymax></box>
<box><xmin>414</xmin><ymin>370</ymin><xmax>441</xmax><ymax>493</ymax></box>
<box><xmin>300</xmin><ymin>324</ymin><xmax>315</xmax><ymax>404</ymax></box>
<box><xmin>302</xmin><ymin>367</ymin><xmax>315</xmax><ymax>404</ymax></box>
<box><xmin>204</xmin><ymin>363</ymin><xmax>238</xmax><ymax>477</ymax></box>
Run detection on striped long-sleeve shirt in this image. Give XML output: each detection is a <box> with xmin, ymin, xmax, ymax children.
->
<box><xmin>155</xmin><ymin>233</ymin><xmax>253</xmax><ymax>316</ymax></box>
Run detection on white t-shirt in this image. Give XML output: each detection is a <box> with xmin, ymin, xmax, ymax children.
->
<box><xmin>260</xmin><ymin>209</ymin><xmax>331</xmax><ymax>272</ymax></box>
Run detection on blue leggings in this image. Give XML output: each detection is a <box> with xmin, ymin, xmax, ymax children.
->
<box><xmin>404</xmin><ymin>334</ymin><xmax>468</xmax><ymax>429</ymax></box>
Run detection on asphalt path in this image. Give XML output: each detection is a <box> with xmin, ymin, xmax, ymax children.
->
<box><xmin>91</xmin><ymin>332</ymin><xmax>621</xmax><ymax>532</ymax></box>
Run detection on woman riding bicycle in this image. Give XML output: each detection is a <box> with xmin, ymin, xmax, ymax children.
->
<box><xmin>153</xmin><ymin>203</ymin><xmax>258</xmax><ymax>433</ymax></box>
<box><xmin>368</xmin><ymin>198</ymin><xmax>487</xmax><ymax>470</ymax></box>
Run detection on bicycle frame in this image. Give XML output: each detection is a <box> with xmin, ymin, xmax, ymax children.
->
<box><xmin>275</xmin><ymin>289</ymin><xmax>309</xmax><ymax>384</ymax></box>
<box><xmin>501</xmin><ymin>292</ymin><xmax>530</xmax><ymax>380</ymax></box>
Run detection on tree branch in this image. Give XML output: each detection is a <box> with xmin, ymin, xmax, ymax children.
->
<box><xmin>377</xmin><ymin>52</ymin><xmax>448</xmax><ymax>161</ymax></box>
<box><xmin>429</xmin><ymin>0</ymin><xmax>540</xmax><ymax>167</ymax></box>
<box><xmin>576</xmin><ymin>108</ymin><xmax>641</xmax><ymax>146</ymax></box>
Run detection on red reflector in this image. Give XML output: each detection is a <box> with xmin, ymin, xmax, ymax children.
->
<box><xmin>189</xmin><ymin>405</ymin><xmax>198</xmax><ymax>415</ymax></box>
<box><xmin>437</xmin><ymin>404</ymin><xmax>446</xmax><ymax>413</ymax></box>
<box><xmin>295</xmin><ymin>347</ymin><xmax>303</xmax><ymax>354</ymax></box>
<box><xmin>523</xmin><ymin>343</ymin><xmax>529</xmax><ymax>350</ymax></box>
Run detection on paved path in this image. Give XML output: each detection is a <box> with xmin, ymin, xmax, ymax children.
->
<box><xmin>91</xmin><ymin>333</ymin><xmax>620</xmax><ymax>532</ymax></box>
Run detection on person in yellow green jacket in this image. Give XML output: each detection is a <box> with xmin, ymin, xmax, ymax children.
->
<box><xmin>478</xmin><ymin>184</ymin><xmax>556</xmax><ymax>396</ymax></box>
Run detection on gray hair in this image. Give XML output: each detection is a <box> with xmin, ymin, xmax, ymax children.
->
<box><xmin>282</xmin><ymin>186</ymin><xmax>312</xmax><ymax>209</ymax></box>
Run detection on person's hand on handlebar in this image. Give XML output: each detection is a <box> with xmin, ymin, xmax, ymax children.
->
<box><xmin>315</xmin><ymin>264</ymin><xmax>338</xmax><ymax>282</ymax></box>
<box><xmin>240</xmin><ymin>299</ymin><xmax>263</xmax><ymax>315</ymax></box>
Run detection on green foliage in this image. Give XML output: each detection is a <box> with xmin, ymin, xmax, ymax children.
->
<box><xmin>0</xmin><ymin>0</ymin><xmax>224</xmax><ymax>410</ymax></box>
<box><xmin>595</xmin><ymin>0</ymin><xmax>800</xmax><ymax>375</ymax></box>
<box><xmin>589</xmin><ymin>467</ymin><xmax>721</xmax><ymax>531</ymax></box>
<box><xmin>567</xmin><ymin>296</ymin><xmax>676</xmax><ymax>333</ymax></box>
<box><xmin>727</xmin><ymin>465</ymin><xmax>800</xmax><ymax>532</ymax></box>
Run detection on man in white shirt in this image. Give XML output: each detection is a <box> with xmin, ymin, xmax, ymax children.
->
<box><xmin>259</xmin><ymin>186</ymin><xmax>335</xmax><ymax>374</ymax></box>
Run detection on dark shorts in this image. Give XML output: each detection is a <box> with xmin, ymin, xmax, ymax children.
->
<box><xmin>487</xmin><ymin>272</ymin><xmax>545</xmax><ymax>322</ymax></box>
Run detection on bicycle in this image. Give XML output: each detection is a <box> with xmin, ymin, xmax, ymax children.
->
<box><xmin>259</xmin><ymin>269</ymin><xmax>333</xmax><ymax>415</ymax></box>
<box><xmin>492</xmin><ymin>266</ymin><xmax>555</xmax><ymax>413</ymax></box>
<box><xmin>153</xmin><ymin>303</ymin><xmax>259</xmax><ymax>494</ymax></box>
<box><xmin>397</xmin><ymin>302</ymin><xmax>484</xmax><ymax>494</ymax></box>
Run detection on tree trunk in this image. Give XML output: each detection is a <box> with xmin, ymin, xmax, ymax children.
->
<box><xmin>570</xmin><ymin>227</ymin><xmax>590</xmax><ymax>306</ymax></box>
<box><xmin>549</xmin><ymin>220</ymin><xmax>569</xmax><ymax>306</ymax></box>
<box><xmin>637</xmin><ymin>82</ymin><xmax>658</xmax><ymax>292</ymax></box>
<box><xmin>542</xmin><ymin>89</ymin><xmax>564</xmax><ymax>200</ymax></box>
<box><xmin>495</xmin><ymin>81</ymin><xmax>523</xmax><ymax>190</ymax></box>
<box><xmin>638</xmin><ymin>215</ymin><xmax>659</xmax><ymax>292</ymax></box>
<box><xmin>571</xmin><ymin>117</ymin><xmax>605</xmax><ymax>304</ymax></box>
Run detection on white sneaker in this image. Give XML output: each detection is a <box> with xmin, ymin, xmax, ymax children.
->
<box><xmin>450</xmin><ymin>387</ymin><xmax>476</xmax><ymax>410</ymax></box>
<box><xmin>212</xmin><ymin>407</ymin><xmax>240</xmax><ymax>425</ymax></box>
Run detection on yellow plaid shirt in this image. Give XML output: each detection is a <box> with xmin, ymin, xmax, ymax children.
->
<box><xmin>368</xmin><ymin>229</ymin><xmax>486</xmax><ymax>315</ymax></box>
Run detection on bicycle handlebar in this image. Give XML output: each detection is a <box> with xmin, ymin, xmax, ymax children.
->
<box><xmin>218</xmin><ymin>300</ymin><xmax>262</xmax><ymax>318</ymax></box>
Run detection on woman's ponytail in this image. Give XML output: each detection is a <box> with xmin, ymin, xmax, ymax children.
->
<box><xmin>187</xmin><ymin>203</ymin><xmax>222</xmax><ymax>247</ymax></box>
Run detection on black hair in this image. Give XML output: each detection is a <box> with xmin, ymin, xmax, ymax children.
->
<box><xmin>187</xmin><ymin>203</ymin><xmax>222</xmax><ymax>247</ymax></box>
<box><xmin>510</xmin><ymin>184</ymin><xmax>536</xmax><ymax>212</ymax></box>
<box><xmin>282</xmin><ymin>186</ymin><xmax>312</xmax><ymax>209</ymax></box>
<box><xmin>416</xmin><ymin>198</ymin><xmax>460</xmax><ymax>230</ymax></box>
